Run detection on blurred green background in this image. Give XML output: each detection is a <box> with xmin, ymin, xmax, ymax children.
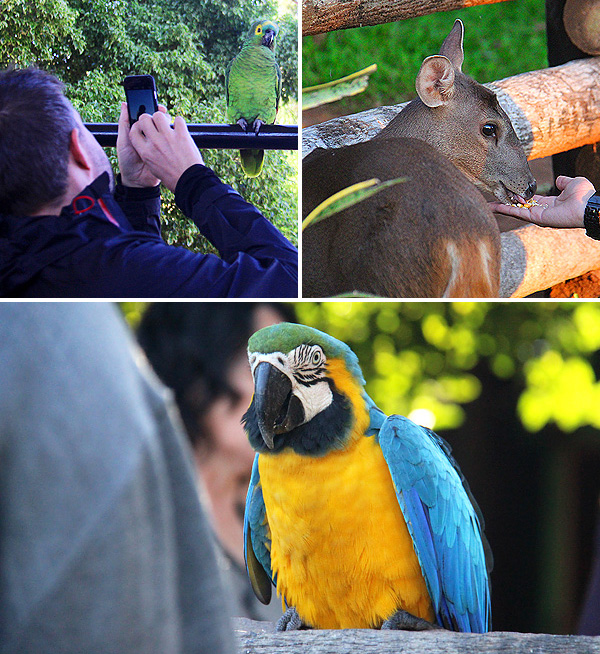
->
<box><xmin>123</xmin><ymin>300</ymin><xmax>600</xmax><ymax>635</ymax></box>
<box><xmin>303</xmin><ymin>0</ymin><xmax>547</xmax><ymax>117</ymax></box>
<box><xmin>1</xmin><ymin>0</ymin><xmax>298</xmax><ymax>251</ymax></box>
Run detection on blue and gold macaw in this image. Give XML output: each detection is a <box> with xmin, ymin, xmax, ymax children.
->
<box><xmin>243</xmin><ymin>323</ymin><xmax>492</xmax><ymax>632</ymax></box>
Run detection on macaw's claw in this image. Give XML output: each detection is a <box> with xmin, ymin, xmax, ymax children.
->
<box><xmin>381</xmin><ymin>609</ymin><xmax>443</xmax><ymax>631</ymax></box>
<box><xmin>237</xmin><ymin>118</ymin><xmax>249</xmax><ymax>132</ymax></box>
<box><xmin>276</xmin><ymin>607</ymin><xmax>309</xmax><ymax>631</ymax></box>
<box><xmin>252</xmin><ymin>118</ymin><xmax>265</xmax><ymax>135</ymax></box>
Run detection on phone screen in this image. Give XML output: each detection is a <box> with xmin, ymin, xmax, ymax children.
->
<box><xmin>126</xmin><ymin>88</ymin><xmax>158</xmax><ymax>124</ymax></box>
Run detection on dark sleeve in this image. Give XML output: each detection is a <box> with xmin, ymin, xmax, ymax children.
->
<box><xmin>114</xmin><ymin>176</ymin><xmax>162</xmax><ymax>236</ymax></box>
<box><xmin>173</xmin><ymin>164</ymin><xmax>298</xmax><ymax>297</ymax></box>
<box><xmin>33</xmin><ymin>168</ymin><xmax>298</xmax><ymax>298</ymax></box>
<box><xmin>83</xmin><ymin>166</ymin><xmax>298</xmax><ymax>298</ymax></box>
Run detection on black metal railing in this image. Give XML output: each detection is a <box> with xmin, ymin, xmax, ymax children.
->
<box><xmin>86</xmin><ymin>123</ymin><xmax>298</xmax><ymax>150</ymax></box>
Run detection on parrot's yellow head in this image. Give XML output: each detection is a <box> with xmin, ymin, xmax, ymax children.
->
<box><xmin>246</xmin><ymin>19</ymin><xmax>279</xmax><ymax>50</ymax></box>
<box><xmin>243</xmin><ymin>323</ymin><xmax>368</xmax><ymax>456</ymax></box>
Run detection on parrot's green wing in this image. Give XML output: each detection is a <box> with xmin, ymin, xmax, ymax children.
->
<box><xmin>225</xmin><ymin>58</ymin><xmax>232</xmax><ymax>108</ymax></box>
<box><xmin>275</xmin><ymin>61</ymin><xmax>282</xmax><ymax>114</ymax></box>
<box><xmin>225</xmin><ymin>47</ymin><xmax>279</xmax><ymax>125</ymax></box>
<box><xmin>244</xmin><ymin>454</ymin><xmax>274</xmax><ymax>604</ymax></box>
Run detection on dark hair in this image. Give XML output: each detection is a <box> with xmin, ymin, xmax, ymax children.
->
<box><xmin>137</xmin><ymin>302</ymin><xmax>296</xmax><ymax>448</ymax></box>
<box><xmin>0</xmin><ymin>67</ymin><xmax>76</xmax><ymax>215</ymax></box>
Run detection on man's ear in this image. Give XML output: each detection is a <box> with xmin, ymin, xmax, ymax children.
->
<box><xmin>69</xmin><ymin>128</ymin><xmax>93</xmax><ymax>171</ymax></box>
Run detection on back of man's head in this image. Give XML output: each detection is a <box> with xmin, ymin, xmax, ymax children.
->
<box><xmin>0</xmin><ymin>68</ymin><xmax>77</xmax><ymax>216</ymax></box>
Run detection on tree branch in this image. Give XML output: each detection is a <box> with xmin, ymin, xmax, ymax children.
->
<box><xmin>302</xmin><ymin>0</ymin><xmax>510</xmax><ymax>36</ymax></box>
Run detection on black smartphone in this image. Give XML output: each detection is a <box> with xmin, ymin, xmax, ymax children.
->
<box><xmin>123</xmin><ymin>75</ymin><xmax>158</xmax><ymax>125</ymax></box>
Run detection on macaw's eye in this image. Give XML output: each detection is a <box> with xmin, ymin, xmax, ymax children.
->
<box><xmin>482</xmin><ymin>123</ymin><xmax>497</xmax><ymax>138</ymax></box>
<box><xmin>255</xmin><ymin>26</ymin><xmax>262</xmax><ymax>34</ymax></box>
<box><xmin>312</xmin><ymin>350</ymin><xmax>323</xmax><ymax>365</ymax></box>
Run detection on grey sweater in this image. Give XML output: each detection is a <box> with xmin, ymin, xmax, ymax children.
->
<box><xmin>0</xmin><ymin>303</ymin><xmax>235</xmax><ymax>654</ymax></box>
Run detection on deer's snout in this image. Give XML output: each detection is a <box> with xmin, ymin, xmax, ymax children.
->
<box><xmin>523</xmin><ymin>180</ymin><xmax>537</xmax><ymax>200</ymax></box>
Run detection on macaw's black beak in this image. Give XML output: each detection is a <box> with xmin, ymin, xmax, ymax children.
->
<box><xmin>253</xmin><ymin>361</ymin><xmax>305</xmax><ymax>449</ymax></box>
<box><xmin>262</xmin><ymin>29</ymin><xmax>275</xmax><ymax>49</ymax></box>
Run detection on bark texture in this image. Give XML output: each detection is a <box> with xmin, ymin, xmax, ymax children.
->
<box><xmin>233</xmin><ymin>618</ymin><xmax>600</xmax><ymax>653</ymax></box>
<box><xmin>302</xmin><ymin>0</ymin><xmax>509</xmax><ymax>35</ymax></box>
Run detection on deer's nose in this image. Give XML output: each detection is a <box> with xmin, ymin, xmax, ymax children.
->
<box><xmin>523</xmin><ymin>180</ymin><xmax>537</xmax><ymax>200</ymax></box>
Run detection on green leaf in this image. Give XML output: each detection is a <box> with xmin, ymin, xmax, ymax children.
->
<box><xmin>302</xmin><ymin>175</ymin><xmax>406</xmax><ymax>230</ymax></box>
<box><xmin>302</xmin><ymin>63</ymin><xmax>376</xmax><ymax>110</ymax></box>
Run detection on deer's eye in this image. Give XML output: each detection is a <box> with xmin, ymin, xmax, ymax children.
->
<box><xmin>482</xmin><ymin>123</ymin><xmax>497</xmax><ymax>138</ymax></box>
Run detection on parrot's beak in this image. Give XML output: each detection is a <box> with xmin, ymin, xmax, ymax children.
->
<box><xmin>253</xmin><ymin>361</ymin><xmax>305</xmax><ymax>449</ymax></box>
<box><xmin>262</xmin><ymin>29</ymin><xmax>276</xmax><ymax>49</ymax></box>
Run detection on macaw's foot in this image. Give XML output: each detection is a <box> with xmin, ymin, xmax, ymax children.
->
<box><xmin>252</xmin><ymin>118</ymin><xmax>265</xmax><ymax>134</ymax></box>
<box><xmin>237</xmin><ymin>118</ymin><xmax>249</xmax><ymax>131</ymax></box>
<box><xmin>276</xmin><ymin>607</ymin><xmax>309</xmax><ymax>631</ymax></box>
<box><xmin>381</xmin><ymin>610</ymin><xmax>442</xmax><ymax>631</ymax></box>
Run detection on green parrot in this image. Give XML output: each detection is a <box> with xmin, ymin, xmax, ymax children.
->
<box><xmin>226</xmin><ymin>19</ymin><xmax>281</xmax><ymax>178</ymax></box>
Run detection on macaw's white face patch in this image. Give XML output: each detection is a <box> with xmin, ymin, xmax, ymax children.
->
<box><xmin>249</xmin><ymin>344</ymin><xmax>334</xmax><ymax>424</ymax></box>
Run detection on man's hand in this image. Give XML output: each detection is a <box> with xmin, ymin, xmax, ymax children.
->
<box><xmin>489</xmin><ymin>176</ymin><xmax>596</xmax><ymax>229</ymax></box>
<box><xmin>128</xmin><ymin>112</ymin><xmax>204</xmax><ymax>192</ymax></box>
<box><xmin>116</xmin><ymin>102</ymin><xmax>169</xmax><ymax>188</ymax></box>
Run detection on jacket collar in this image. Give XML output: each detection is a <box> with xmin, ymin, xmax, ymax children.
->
<box><xmin>64</xmin><ymin>172</ymin><xmax>129</xmax><ymax>229</ymax></box>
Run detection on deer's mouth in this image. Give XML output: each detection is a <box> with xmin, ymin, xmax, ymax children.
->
<box><xmin>496</xmin><ymin>182</ymin><xmax>528</xmax><ymax>206</ymax></box>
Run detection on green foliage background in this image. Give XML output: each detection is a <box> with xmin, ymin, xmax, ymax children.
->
<box><xmin>1</xmin><ymin>0</ymin><xmax>298</xmax><ymax>250</ymax></box>
<box><xmin>294</xmin><ymin>302</ymin><xmax>600</xmax><ymax>435</ymax></box>
<box><xmin>303</xmin><ymin>0</ymin><xmax>547</xmax><ymax>115</ymax></box>
<box><xmin>122</xmin><ymin>301</ymin><xmax>600</xmax><ymax>437</ymax></box>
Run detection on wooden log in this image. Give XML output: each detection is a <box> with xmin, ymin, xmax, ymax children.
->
<box><xmin>563</xmin><ymin>0</ymin><xmax>600</xmax><ymax>56</ymax></box>
<box><xmin>233</xmin><ymin>618</ymin><xmax>600</xmax><ymax>653</ymax></box>
<box><xmin>302</xmin><ymin>0</ymin><xmax>510</xmax><ymax>36</ymax></box>
<box><xmin>302</xmin><ymin>58</ymin><xmax>600</xmax><ymax>160</ymax></box>
<box><xmin>500</xmin><ymin>226</ymin><xmax>600</xmax><ymax>297</ymax></box>
<box><xmin>489</xmin><ymin>59</ymin><xmax>600</xmax><ymax>160</ymax></box>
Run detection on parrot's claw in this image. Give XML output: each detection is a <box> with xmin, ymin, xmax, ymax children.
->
<box><xmin>381</xmin><ymin>609</ymin><xmax>443</xmax><ymax>631</ymax></box>
<box><xmin>276</xmin><ymin>607</ymin><xmax>309</xmax><ymax>631</ymax></box>
<box><xmin>252</xmin><ymin>118</ymin><xmax>265</xmax><ymax>135</ymax></box>
<box><xmin>237</xmin><ymin>118</ymin><xmax>249</xmax><ymax>132</ymax></box>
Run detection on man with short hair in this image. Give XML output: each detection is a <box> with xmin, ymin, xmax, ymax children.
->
<box><xmin>0</xmin><ymin>67</ymin><xmax>298</xmax><ymax>298</ymax></box>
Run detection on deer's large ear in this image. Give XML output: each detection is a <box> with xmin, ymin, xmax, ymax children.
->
<box><xmin>415</xmin><ymin>55</ymin><xmax>455</xmax><ymax>107</ymax></box>
<box><xmin>439</xmin><ymin>18</ymin><xmax>464</xmax><ymax>71</ymax></box>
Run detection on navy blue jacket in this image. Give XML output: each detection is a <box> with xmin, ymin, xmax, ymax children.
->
<box><xmin>0</xmin><ymin>164</ymin><xmax>298</xmax><ymax>297</ymax></box>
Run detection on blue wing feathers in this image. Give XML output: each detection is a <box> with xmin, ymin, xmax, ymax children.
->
<box><xmin>377</xmin><ymin>413</ymin><xmax>491</xmax><ymax>633</ymax></box>
<box><xmin>244</xmin><ymin>454</ymin><xmax>275</xmax><ymax>604</ymax></box>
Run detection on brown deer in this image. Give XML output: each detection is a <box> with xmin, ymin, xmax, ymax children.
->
<box><xmin>302</xmin><ymin>19</ymin><xmax>537</xmax><ymax>298</ymax></box>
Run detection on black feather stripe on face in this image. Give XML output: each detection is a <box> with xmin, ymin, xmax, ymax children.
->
<box><xmin>291</xmin><ymin>344</ymin><xmax>327</xmax><ymax>387</ymax></box>
<box><xmin>242</xmin><ymin>384</ymin><xmax>353</xmax><ymax>457</ymax></box>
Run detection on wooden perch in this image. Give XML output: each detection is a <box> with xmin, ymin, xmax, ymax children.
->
<box><xmin>302</xmin><ymin>57</ymin><xmax>600</xmax><ymax>159</ymax></box>
<box><xmin>302</xmin><ymin>0</ymin><xmax>510</xmax><ymax>36</ymax></box>
<box><xmin>233</xmin><ymin>618</ymin><xmax>600</xmax><ymax>653</ymax></box>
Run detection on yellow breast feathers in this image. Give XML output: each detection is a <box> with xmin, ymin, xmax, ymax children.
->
<box><xmin>257</xmin><ymin>358</ymin><xmax>434</xmax><ymax>629</ymax></box>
